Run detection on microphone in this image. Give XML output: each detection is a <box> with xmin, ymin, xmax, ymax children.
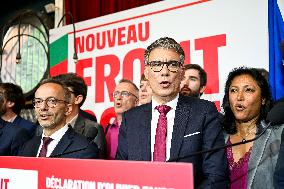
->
<box><xmin>168</xmin><ymin>101</ymin><xmax>284</xmax><ymax>162</ymax></box>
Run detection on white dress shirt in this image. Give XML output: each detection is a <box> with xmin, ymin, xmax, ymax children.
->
<box><xmin>151</xmin><ymin>94</ymin><xmax>179</xmax><ymax>161</ymax></box>
<box><xmin>37</xmin><ymin>124</ymin><xmax>69</xmax><ymax>157</ymax></box>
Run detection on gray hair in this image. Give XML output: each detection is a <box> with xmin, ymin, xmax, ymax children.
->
<box><xmin>144</xmin><ymin>37</ymin><xmax>185</xmax><ymax>65</ymax></box>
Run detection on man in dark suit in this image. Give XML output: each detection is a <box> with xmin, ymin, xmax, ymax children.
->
<box><xmin>116</xmin><ymin>37</ymin><xmax>229</xmax><ymax>188</ymax></box>
<box><xmin>19</xmin><ymin>78</ymin><xmax>98</xmax><ymax>159</ymax></box>
<box><xmin>0</xmin><ymin>118</ymin><xmax>30</xmax><ymax>156</ymax></box>
<box><xmin>0</xmin><ymin>83</ymin><xmax>36</xmax><ymax>137</ymax></box>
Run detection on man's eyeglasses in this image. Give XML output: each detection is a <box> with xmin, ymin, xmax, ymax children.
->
<box><xmin>32</xmin><ymin>97</ymin><xmax>68</xmax><ymax>108</ymax></box>
<box><xmin>113</xmin><ymin>91</ymin><xmax>138</xmax><ymax>99</ymax></box>
<box><xmin>147</xmin><ymin>60</ymin><xmax>182</xmax><ymax>72</ymax></box>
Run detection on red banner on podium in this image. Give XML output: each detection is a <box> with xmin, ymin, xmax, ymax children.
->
<box><xmin>0</xmin><ymin>156</ymin><xmax>193</xmax><ymax>189</ymax></box>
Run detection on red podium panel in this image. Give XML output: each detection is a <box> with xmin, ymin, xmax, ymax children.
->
<box><xmin>0</xmin><ymin>156</ymin><xmax>193</xmax><ymax>189</ymax></box>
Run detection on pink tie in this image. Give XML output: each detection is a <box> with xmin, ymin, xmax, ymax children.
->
<box><xmin>154</xmin><ymin>105</ymin><xmax>171</xmax><ymax>162</ymax></box>
<box><xmin>38</xmin><ymin>137</ymin><xmax>53</xmax><ymax>157</ymax></box>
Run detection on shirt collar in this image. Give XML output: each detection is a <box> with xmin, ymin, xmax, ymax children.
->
<box><xmin>42</xmin><ymin>124</ymin><xmax>69</xmax><ymax>142</ymax></box>
<box><xmin>152</xmin><ymin>94</ymin><xmax>179</xmax><ymax>112</ymax></box>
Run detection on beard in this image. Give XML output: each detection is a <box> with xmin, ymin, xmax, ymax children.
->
<box><xmin>180</xmin><ymin>86</ymin><xmax>200</xmax><ymax>97</ymax></box>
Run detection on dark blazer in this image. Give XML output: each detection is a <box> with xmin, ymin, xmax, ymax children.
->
<box><xmin>13</xmin><ymin>115</ymin><xmax>36</xmax><ymax>137</ymax></box>
<box><xmin>0</xmin><ymin>118</ymin><xmax>30</xmax><ymax>156</ymax></box>
<box><xmin>19</xmin><ymin>127</ymin><xmax>99</xmax><ymax>159</ymax></box>
<box><xmin>116</xmin><ymin>95</ymin><xmax>229</xmax><ymax>189</ymax></box>
<box><xmin>74</xmin><ymin>114</ymin><xmax>106</xmax><ymax>158</ymax></box>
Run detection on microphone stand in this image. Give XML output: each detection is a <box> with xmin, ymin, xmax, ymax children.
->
<box><xmin>167</xmin><ymin>122</ymin><xmax>273</xmax><ymax>162</ymax></box>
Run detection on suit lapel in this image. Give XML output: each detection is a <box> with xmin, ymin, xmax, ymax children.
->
<box><xmin>138</xmin><ymin>103</ymin><xmax>152</xmax><ymax>161</ymax></box>
<box><xmin>169</xmin><ymin>96</ymin><xmax>191</xmax><ymax>161</ymax></box>
<box><xmin>50</xmin><ymin>128</ymin><xmax>74</xmax><ymax>157</ymax></box>
<box><xmin>247</xmin><ymin>123</ymin><xmax>272</xmax><ymax>188</ymax></box>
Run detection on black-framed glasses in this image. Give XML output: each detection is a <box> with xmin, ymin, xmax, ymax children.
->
<box><xmin>147</xmin><ymin>60</ymin><xmax>182</xmax><ymax>72</ymax></box>
<box><xmin>113</xmin><ymin>91</ymin><xmax>138</xmax><ymax>99</ymax></box>
<box><xmin>32</xmin><ymin>97</ymin><xmax>67</xmax><ymax>108</ymax></box>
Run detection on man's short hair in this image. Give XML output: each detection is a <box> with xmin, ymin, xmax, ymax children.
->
<box><xmin>118</xmin><ymin>79</ymin><xmax>139</xmax><ymax>92</ymax></box>
<box><xmin>144</xmin><ymin>37</ymin><xmax>185</xmax><ymax>65</ymax></box>
<box><xmin>53</xmin><ymin>73</ymin><xmax>87</xmax><ymax>107</ymax></box>
<box><xmin>0</xmin><ymin>83</ymin><xmax>25</xmax><ymax>114</ymax></box>
<box><xmin>184</xmin><ymin>64</ymin><xmax>207</xmax><ymax>88</ymax></box>
<box><xmin>39</xmin><ymin>78</ymin><xmax>71</xmax><ymax>103</ymax></box>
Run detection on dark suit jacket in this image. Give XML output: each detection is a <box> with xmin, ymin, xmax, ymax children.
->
<box><xmin>0</xmin><ymin>118</ymin><xmax>30</xmax><ymax>156</ymax></box>
<box><xmin>74</xmin><ymin>114</ymin><xmax>106</xmax><ymax>158</ymax></box>
<box><xmin>19</xmin><ymin>127</ymin><xmax>99</xmax><ymax>159</ymax></box>
<box><xmin>116</xmin><ymin>95</ymin><xmax>229</xmax><ymax>189</ymax></box>
<box><xmin>13</xmin><ymin>115</ymin><xmax>36</xmax><ymax>137</ymax></box>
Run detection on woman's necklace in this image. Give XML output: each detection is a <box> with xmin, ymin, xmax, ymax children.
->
<box><xmin>237</xmin><ymin>124</ymin><xmax>257</xmax><ymax>143</ymax></box>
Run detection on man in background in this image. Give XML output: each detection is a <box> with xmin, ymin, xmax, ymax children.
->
<box><xmin>105</xmin><ymin>79</ymin><xmax>139</xmax><ymax>159</ymax></box>
<box><xmin>0</xmin><ymin>89</ymin><xmax>30</xmax><ymax>155</ymax></box>
<box><xmin>0</xmin><ymin>83</ymin><xmax>36</xmax><ymax>137</ymax></box>
<box><xmin>180</xmin><ymin>64</ymin><xmax>207</xmax><ymax>98</ymax></box>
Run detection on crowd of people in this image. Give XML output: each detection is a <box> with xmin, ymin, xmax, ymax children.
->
<box><xmin>0</xmin><ymin>36</ymin><xmax>284</xmax><ymax>189</ymax></box>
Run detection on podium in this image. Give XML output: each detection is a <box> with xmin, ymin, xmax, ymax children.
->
<box><xmin>0</xmin><ymin>156</ymin><xmax>193</xmax><ymax>189</ymax></box>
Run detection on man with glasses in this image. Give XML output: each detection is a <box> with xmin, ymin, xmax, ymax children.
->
<box><xmin>116</xmin><ymin>37</ymin><xmax>229</xmax><ymax>188</ymax></box>
<box><xmin>105</xmin><ymin>79</ymin><xmax>139</xmax><ymax>159</ymax></box>
<box><xmin>19</xmin><ymin>78</ymin><xmax>98</xmax><ymax>159</ymax></box>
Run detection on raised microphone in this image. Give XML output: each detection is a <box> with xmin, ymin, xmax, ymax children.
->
<box><xmin>168</xmin><ymin>100</ymin><xmax>284</xmax><ymax>162</ymax></box>
<box><xmin>49</xmin><ymin>126</ymin><xmax>98</xmax><ymax>158</ymax></box>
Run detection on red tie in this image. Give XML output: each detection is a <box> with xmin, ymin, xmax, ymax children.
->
<box><xmin>38</xmin><ymin>137</ymin><xmax>53</xmax><ymax>157</ymax></box>
<box><xmin>154</xmin><ymin>105</ymin><xmax>171</xmax><ymax>162</ymax></box>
